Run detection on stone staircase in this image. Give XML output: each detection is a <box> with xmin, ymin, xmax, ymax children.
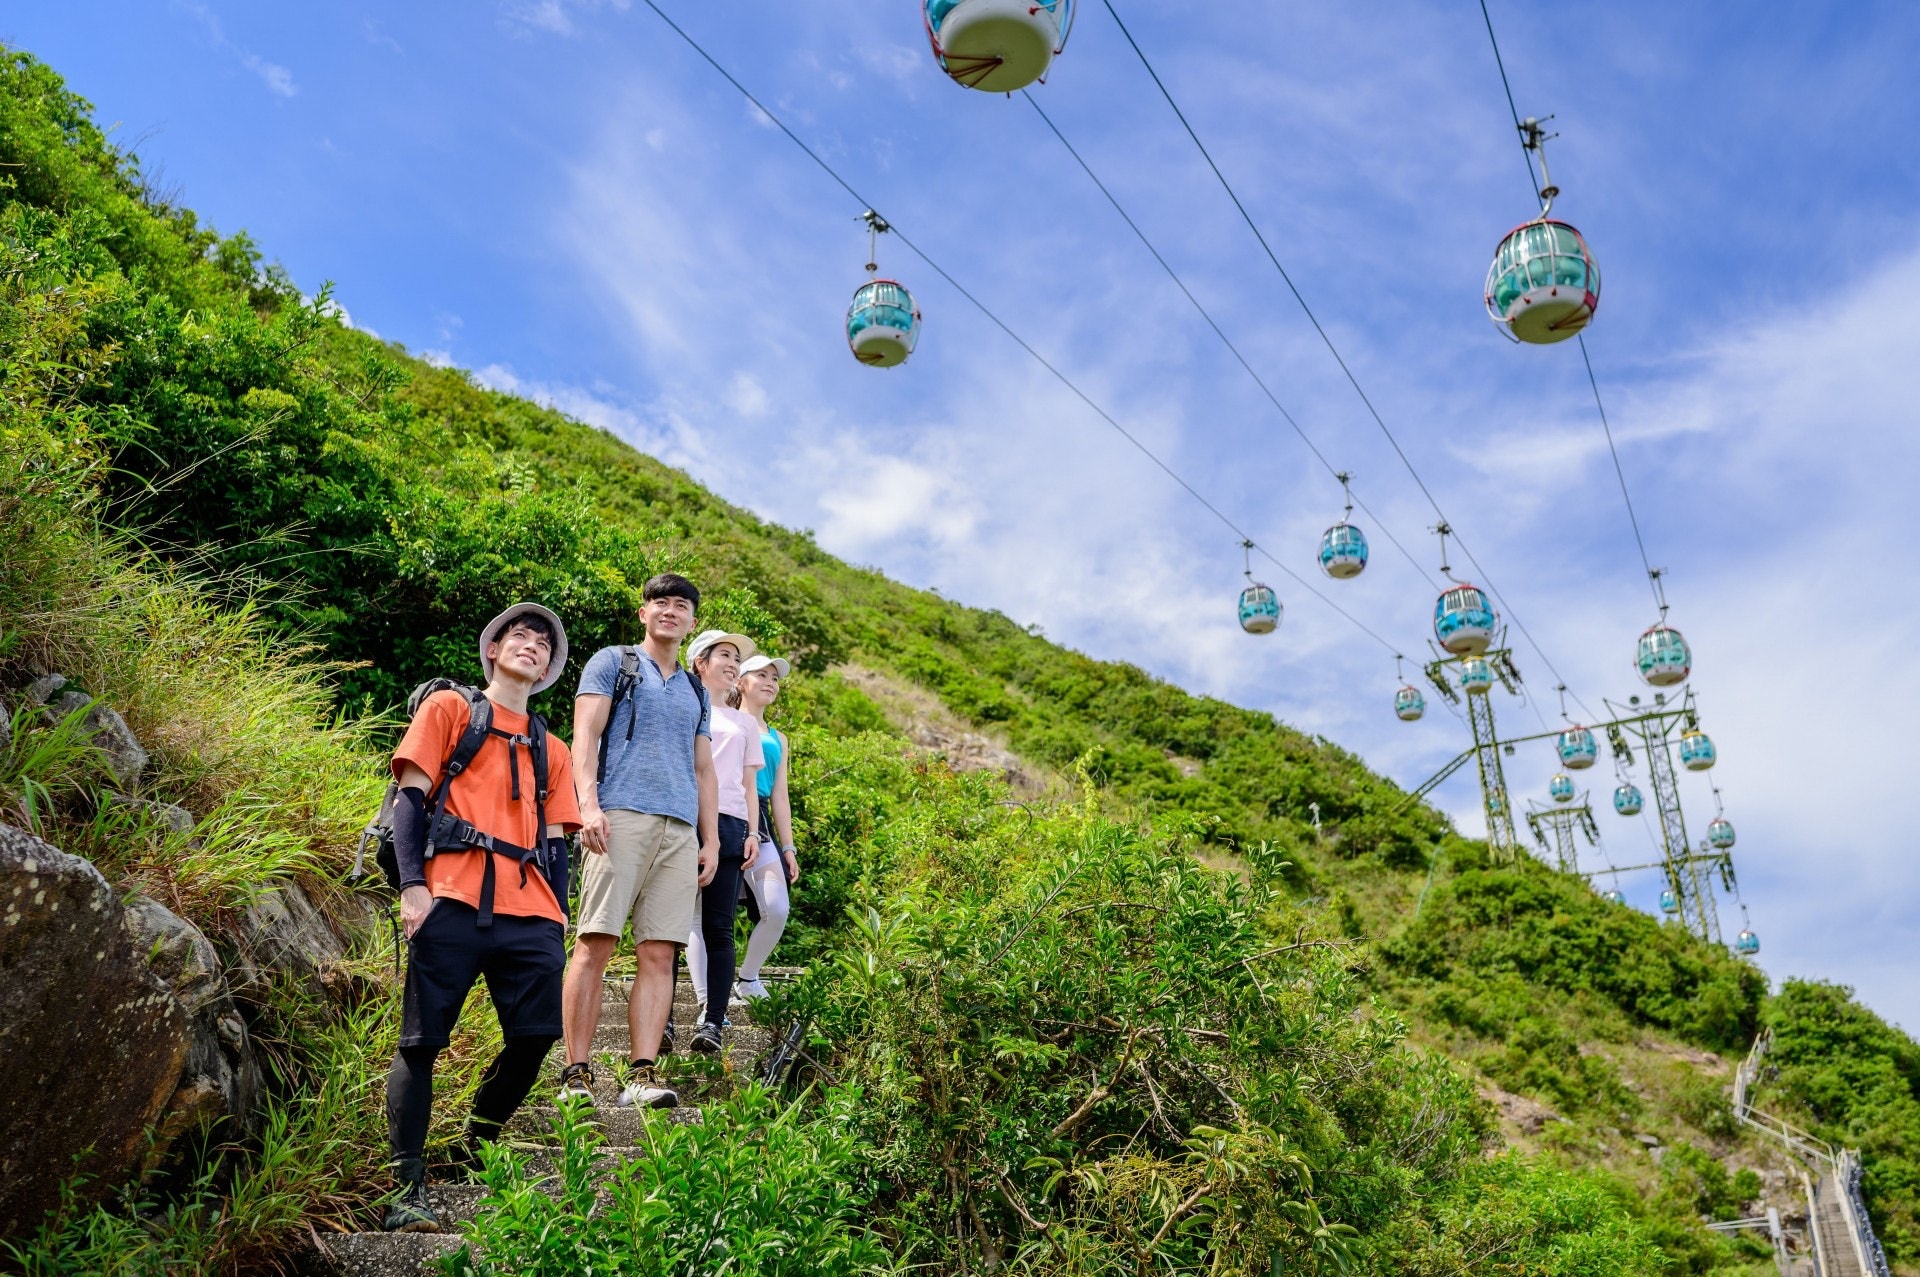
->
<box><xmin>310</xmin><ymin>977</ymin><xmax>781</xmax><ymax>1276</ymax></box>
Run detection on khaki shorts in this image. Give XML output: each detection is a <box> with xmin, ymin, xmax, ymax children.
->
<box><xmin>576</xmin><ymin>810</ymin><xmax>698</xmax><ymax>944</ymax></box>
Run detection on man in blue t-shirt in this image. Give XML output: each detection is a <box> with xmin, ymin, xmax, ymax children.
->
<box><xmin>559</xmin><ymin>573</ymin><xmax>719</xmax><ymax>1110</ymax></box>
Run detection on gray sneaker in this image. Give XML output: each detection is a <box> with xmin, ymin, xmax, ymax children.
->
<box><xmin>615</xmin><ymin>1063</ymin><xmax>679</xmax><ymax>1109</ymax></box>
<box><xmin>690</xmin><ymin>1022</ymin><xmax>725</xmax><ymax>1055</ymax></box>
<box><xmin>555</xmin><ymin>1062</ymin><xmax>595</xmax><ymax>1104</ymax></box>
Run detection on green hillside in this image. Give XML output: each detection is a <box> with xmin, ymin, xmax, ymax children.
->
<box><xmin>2</xmin><ymin>47</ymin><xmax>1915</xmax><ymax>1275</ymax></box>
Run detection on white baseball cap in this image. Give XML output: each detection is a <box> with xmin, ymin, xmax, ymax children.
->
<box><xmin>740</xmin><ymin>653</ymin><xmax>790</xmax><ymax>678</ymax></box>
<box><xmin>478</xmin><ymin>602</ymin><xmax>568</xmax><ymax>695</ymax></box>
<box><xmin>684</xmin><ymin>629</ymin><xmax>757</xmax><ymax>667</ymax></box>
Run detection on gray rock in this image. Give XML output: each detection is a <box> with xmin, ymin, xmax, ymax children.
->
<box><xmin>83</xmin><ymin>704</ymin><xmax>149</xmax><ymax>789</ymax></box>
<box><xmin>123</xmin><ymin>894</ymin><xmax>264</xmax><ymax>1147</ymax></box>
<box><xmin>103</xmin><ymin>793</ymin><xmax>195</xmax><ymax>836</ymax></box>
<box><xmin>0</xmin><ymin>696</ymin><xmax>10</xmax><ymax>753</ymax></box>
<box><xmin>24</xmin><ymin>673</ymin><xmax>67</xmax><ymax>707</ymax></box>
<box><xmin>39</xmin><ymin>689</ymin><xmax>150</xmax><ymax>790</ymax></box>
<box><xmin>0</xmin><ymin>823</ymin><xmax>189</xmax><ymax>1234</ymax></box>
<box><xmin>233</xmin><ymin>878</ymin><xmax>358</xmax><ymax>1006</ymax></box>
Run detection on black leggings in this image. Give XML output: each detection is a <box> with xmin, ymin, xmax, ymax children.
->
<box><xmin>696</xmin><ymin>813</ymin><xmax>749</xmax><ymax>1029</ymax></box>
<box><xmin>387</xmin><ymin>1035</ymin><xmax>556</xmax><ymax>1161</ymax></box>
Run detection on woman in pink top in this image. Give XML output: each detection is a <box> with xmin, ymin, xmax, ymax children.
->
<box><xmin>683</xmin><ymin>630</ymin><xmax>761</xmax><ymax>1052</ymax></box>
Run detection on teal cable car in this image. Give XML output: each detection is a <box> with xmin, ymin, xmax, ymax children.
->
<box><xmin>1659</xmin><ymin>889</ymin><xmax>1680</xmax><ymax>915</ymax></box>
<box><xmin>1707</xmin><ymin>817</ymin><xmax>1736</xmax><ymax>849</ymax></box>
<box><xmin>1483</xmin><ymin>119</ymin><xmax>1600</xmax><ymax>345</ymax></box>
<box><xmin>1636</xmin><ymin>624</ymin><xmax>1691</xmax><ymax>687</ymax></box>
<box><xmin>1613</xmin><ymin>782</ymin><xmax>1643</xmax><ymax>817</ymax></box>
<box><xmin>1735</xmin><ymin>929</ymin><xmax>1760</xmax><ymax>956</ymax></box>
<box><xmin>1435</xmin><ymin>584</ymin><xmax>1497</xmax><ymax>655</ymax></box>
<box><xmin>1459</xmin><ymin>657</ymin><xmax>1492</xmax><ymax>696</ymax></box>
<box><xmin>1320</xmin><ymin>523</ymin><xmax>1368</xmax><ymax>579</ymax></box>
<box><xmin>1236</xmin><ymin>540</ymin><xmax>1279</xmax><ymax>634</ymax></box>
<box><xmin>1600</xmin><ymin>888</ymin><xmax>1625</xmax><ymax>905</ymax></box>
<box><xmin>1557</xmin><ymin>725</ymin><xmax>1597</xmax><ymax>770</ymax></box>
<box><xmin>924</xmin><ymin>0</ymin><xmax>1072</xmax><ymax>93</ymax></box>
<box><xmin>1549</xmin><ymin>773</ymin><xmax>1575</xmax><ymax>803</ymax></box>
<box><xmin>1395</xmin><ymin>685</ymin><xmax>1425</xmax><ymax>721</ymax></box>
<box><xmin>1679</xmin><ymin>729</ymin><xmax>1716</xmax><ymax>772</ymax></box>
<box><xmin>847</xmin><ymin>212</ymin><xmax>920</xmax><ymax>369</ymax></box>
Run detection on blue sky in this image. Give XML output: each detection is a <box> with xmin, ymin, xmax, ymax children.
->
<box><xmin>16</xmin><ymin>1</ymin><xmax>1920</xmax><ymax>1029</ymax></box>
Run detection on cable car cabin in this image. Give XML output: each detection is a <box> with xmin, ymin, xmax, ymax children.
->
<box><xmin>1636</xmin><ymin>624</ymin><xmax>1691</xmax><ymax>687</ymax></box>
<box><xmin>1395</xmin><ymin>685</ymin><xmax>1426</xmax><ymax>721</ymax></box>
<box><xmin>1735</xmin><ymin>929</ymin><xmax>1761</xmax><ymax>956</ymax></box>
<box><xmin>1613</xmin><ymin>783</ymin><xmax>1643</xmax><ymax>816</ymax></box>
<box><xmin>1601</xmin><ymin>888</ymin><xmax>1625</xmax><ymax>905</ymax></box>
<box><xmin>1434</xmin><ymin>584</ymin><xmax>1496</xmax><ymax>655</ymax></box>
<box><xmin>924</xmin><ymin>0</ymin><xmax>1071</xmax><ymax>93</ymax></box>
<box><xmin>1487</xmin><ymin>793</ymin><xmax>1506</xmax><ymax>816</ymax></box>
<box><xmin>1238</xmin><ymin>583</ymin><xmax>1281</xmax><ymax>634</ymax></box>
<box><xmin>1679</xmin><ymin>729</ymin><xmax>1717</xmax><ymax>772</ymax></box>
<box><xmin>846</xmin><ymin>280</ymin><xmax>920</xmax><ymax>368</ymax></box>
<box><xmin>1319</xmin><ymin>523</ymin><xmax>1368</xmax><ymax>579</ymax></box>
<box><xmin>1459</xmin><ymin>657</ymin><xmax>1493</xmax><ymax>696</ymax></box>
<box><xmin>1549</xmin><ymin>773</ymin><xmax>1575</xmax><ymax>803</ymax></box>
<box><xmin>1485</xmin><ymin>219</ymin><xmax>1600</xmax><ymax>345</ymax></box>
<box><xmin>1707</xmin><ymin>817</ymin><xmax>1736</xmax><ymax>849</ymax></box>
<box><xmin>1558</xmin><ymin>725</ymin><xmax>1597</xmax><ymax>770</ymax></box>
<box><xmin>1659</xmin><ymin>889</ymin><xmax>1680</xmax><ymax>915</ymax></box>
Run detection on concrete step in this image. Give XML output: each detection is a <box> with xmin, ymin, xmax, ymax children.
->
<box><xmin>317</xmin><ymin>1230</ymin><xmax>465</xmax><ymax>1275</ymax></box>
<box><xmin>507</xmin><ymin>1102</ymin><xmax>700</xmax><ymax>1143</ymax></box>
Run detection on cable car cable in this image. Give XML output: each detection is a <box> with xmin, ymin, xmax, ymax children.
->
<box><xmin>1476</xmin><ymin>0</ymin><xmax>1663</xmax><ymax>616</ymax></box>
<box><xmin>1022</xmin><ymin>92</ymin><xmax>1440</xmax><ymax>593</ymax></box>
<box><xmin>1102</xmin><ymin>0</ymin><xmax>1601</xmax><ymax>724</ymax></box>
<box><xmin>633</xmin><ymin>0</ymin><xmax>1407</xmax><ymax>659</ymax></box>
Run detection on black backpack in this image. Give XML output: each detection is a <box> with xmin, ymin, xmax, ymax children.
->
<box><xmin>597</xmin><ymin>646</ymin><xmax>710</xmax><ymax>782</ymax></box>
<box><xmin>354</xmin><ymin>679</ymin><xmax>554</xmax><ymax>924</ymax></box>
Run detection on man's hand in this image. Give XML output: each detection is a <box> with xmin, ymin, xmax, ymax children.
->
<box><xmin>400</xmin><ymin>885</ymin><xmax>434</xmax><ymax>939</ymax></box>
<box><xmin>742</xmin><ymin>832</ymin><xmax>761</xmax><ymax>869</ymax></box>
<box><xmin>579</xmin><ymin>804</ymin><xmax>610</xmax><ymax>856</ymax></box>
<box><xmin>696</xmin><ymin>839</ymin><xmax>718</xmax><ymax>888</ymax></box>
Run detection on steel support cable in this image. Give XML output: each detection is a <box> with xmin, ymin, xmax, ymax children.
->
<box><xmin>634</xmin><ymin>0</ymin><xmax>1407</xmax><ymax>658</ymax></box>
<box><xmin>1022</xmin><ymin>92</ymin><xmax>1440</xmax><ymax>594</ymax></box>
<box><xmin>1476</xmin><ymin>0</ymin><xmax>1664</xmax><ymax>617</ymax></box>
<box><xmin>1101</xmin><ymin>0</ymin><xmax>1599</xmax><ymax>723</ymax></box>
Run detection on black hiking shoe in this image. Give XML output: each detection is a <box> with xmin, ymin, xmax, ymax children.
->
<box><xmin>556</xmin><ymin>1062</ymin><xmax>595</xmax><ymax>1103</ymax></box>
<box><xmin>690</xmin><ymin>1022</ymin><xmax>725</xmax><ymax>1055</ymax></box>
<box><xmin>659</xmin><ymin>1019</ymin><xmax>675</xmax><ymax>1056</ymax></box>
<box><xmin>382</xmin><ymin>1158</ymin><xmax>440</xmax><ymax>1233</ymax></box>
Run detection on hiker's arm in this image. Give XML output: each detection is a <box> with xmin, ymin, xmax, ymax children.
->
<box><xmin>772</xmin><ymin>741</ymin><xmax>798</xmax><ymax>885</ymax></box>
<box><xmin>394</xmin><ymin>762</ymin><xmax>435</xmax><ymax>938</ymax></box>
<box><xmin>694</xmin><ymin>734</ymin><xmax>719</xmax><ymax>887</ymax></box>
<box><xmin>741</xmin><ymin>753</ymin><xmax>762</xmax><ymax>865</ymax></box>
<box><xmin>573</xmin><ymin>693</ymin><xmax>612</xmax><ymax>855</ymax></box>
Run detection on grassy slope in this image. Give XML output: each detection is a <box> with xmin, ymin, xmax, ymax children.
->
<box><xmin>3</xmin><ymin>43</ymin><xmax>1915</xmax><ymax>1274</ymax></box>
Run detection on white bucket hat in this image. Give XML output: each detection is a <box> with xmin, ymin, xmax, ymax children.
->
<box><xmin>684</xmin><ymin>628</ymin><xmax>758</xmax><ymax>668</ymax></box>
<box><xmin>739</xmin><ymin>653</ymin><xmax>790</xmax><ymax>678</ymax></box>
<box><xmin>478</xmin><ymin>602</ymin><xmax>568</xmax><ymax>695</ymax></box>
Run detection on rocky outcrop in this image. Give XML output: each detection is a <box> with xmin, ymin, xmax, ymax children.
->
<box><xmin>233</xmin><ymin>877</ymin><xmax>370</xmax><ymax>1007</ymax></box>
<box><xmin>123</xmin><ymin>894</ymin><xmax>265</xmax><ymax>1149</ymax></box>
<box><xmin>0</xmin><ymin>823</ymin><xmax>189</xmax><ymax>1234</ymax></box>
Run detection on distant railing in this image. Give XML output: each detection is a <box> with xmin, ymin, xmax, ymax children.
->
<box><xmin>1733</xmin><ymin>1029</ymin><xmax>1890</xmax><ymax>1277</ymax></box>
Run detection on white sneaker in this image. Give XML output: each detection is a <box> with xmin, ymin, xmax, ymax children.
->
<box><xmin>734</xmin><ymin>977</ymin><xmax>770</xmax><ymax>1002</ymax></box>
<box><xmin>615</xmin><ymin>1065</ymin><xmax>679</xmax><ymax>1110</ymax></box>
<box><xmin>555</xmin><ymin>1063</ymin><xmax>595</xmax><ymax>1104</ymax></box>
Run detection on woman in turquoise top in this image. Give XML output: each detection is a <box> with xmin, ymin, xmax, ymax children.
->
<box><xmin>729</xmin><ymin>654</ymin><xmax>796</xmax><ymax>1000</ymax></box>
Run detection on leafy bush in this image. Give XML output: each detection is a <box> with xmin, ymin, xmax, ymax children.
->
<box><xmin>443</xmin><ymin>1087</ymin><xmax>889</xmax><ymax>1277</ymax></box>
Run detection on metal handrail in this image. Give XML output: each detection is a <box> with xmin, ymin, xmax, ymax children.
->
<box><xmin>1734</xmin><ymin>1028</ymin><xmax>1893</xmax><ymax>1277</ymax></box>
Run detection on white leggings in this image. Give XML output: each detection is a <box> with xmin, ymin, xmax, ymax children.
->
<box><xmin>687</xmin><ymin>855</ymin><xmax>791</xmax><ymax>1005</ymax></box>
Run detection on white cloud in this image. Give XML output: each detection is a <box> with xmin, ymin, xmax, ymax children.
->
<box><xmin>498</xmin><ymin>0</ymin><xmax>631</xmax><ymax>37</ymax></box>
<box><xmin>174</xmin><ymin>1</ymin><xmax>296</xmax><ymax>97</ymax></box>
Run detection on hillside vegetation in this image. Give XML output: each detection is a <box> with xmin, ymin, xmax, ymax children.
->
<box><xmin>1</xmin><ymin>47</ymin><xmax>1914</xmax><ymax>1275</ymax></box>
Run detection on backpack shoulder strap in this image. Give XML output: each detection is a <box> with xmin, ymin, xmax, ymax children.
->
<box><xmin>527</xmin><ymin>711</ymin><xmax>551</xmax><ymax>881</ymax></box>
<box><xmin>686</xmin><ymin>667</ymin><xmax>710</xmax><ymax>741</ymax></box>
<box><xmin>425</xmin><ymin>689</ymin><xmax>491</xmax><ymax>837</ymax></box>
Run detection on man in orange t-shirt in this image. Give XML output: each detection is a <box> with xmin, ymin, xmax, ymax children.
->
<box><xmin>380</xmin><ymin>602</ymin><xmax>582</xmax><ymax>1235</ymax></box>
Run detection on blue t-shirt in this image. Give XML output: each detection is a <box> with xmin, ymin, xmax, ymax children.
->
<box><xmin>756</xmin><ymin>724</ymin><xmax>783</xmax><ymax>799</ymax></box>
<box><xmin>578</xmin><ymin>645</ymin><xmax>711</xmax><ymax>827</ymax></box>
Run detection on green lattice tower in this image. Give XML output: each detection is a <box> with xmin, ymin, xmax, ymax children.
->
<box><xmin>1426</xmin><ymin>648</ymin><xmax>1523</xmax><ymax>862</ymax></box>
<box><xmin>1614</xmin><ymin>702</ymin><xmax>1724</xmax><ymax>945</ymax></box>
<box><xmin>1525</xmin><ymin>796</ymin><xmax>1598</xmax><ymax>873</ymax></box>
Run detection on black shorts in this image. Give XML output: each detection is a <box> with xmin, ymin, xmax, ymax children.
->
<box><xmin>400</xmin><ymin>899</ymin><xmax>564</xmax><ymax>1048</ymax></box>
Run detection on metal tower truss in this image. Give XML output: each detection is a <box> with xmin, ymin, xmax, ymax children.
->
<box><xmin>1424</xmin><ymin>647</ymin><xmax>1524</xmax><ymax>862</ymax></box>
<box><xmin>1403</xmin><ymin>687</ymin><xmax>1734</xmax><ymax>946</ymax></box>
<box><xmin>1525</xmin><ymin>797</ymin><xmax>1598</xmax><ymax>873</ymax></box>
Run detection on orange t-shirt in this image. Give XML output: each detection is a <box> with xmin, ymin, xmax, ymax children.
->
<box><xmin>393</xmin><ymin>690</ymin><xmax>582</xmax><ymax>924</ymax></box>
